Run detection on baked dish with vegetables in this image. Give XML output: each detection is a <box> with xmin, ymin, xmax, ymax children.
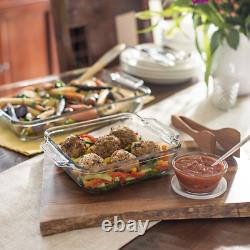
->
<box><xmin>42</xmin><ymin>113</ymin><xmax>181</xmax><ymax>193</ymax></box>
<box><xmin>0</xmin><ymin>70</ymin><xmax>150</xmax><ymax>140</ymax></box>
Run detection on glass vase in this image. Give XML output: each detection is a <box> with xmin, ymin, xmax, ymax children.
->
<box><xmin>211</xmin><ymin>77</ymin><xmax>239</xmax><ymax>111</ymax></box>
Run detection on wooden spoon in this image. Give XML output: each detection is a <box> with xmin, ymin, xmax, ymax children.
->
<box><xmin>71</xmin><ymin>43</ymin><xmax>126</xmax><ymax>85</ymax></box>
<box><xmin>171</xmin><ymin>115</ymin><xmax>216</xmax><ymax>153</ymax></box>
<box><xmin>179</xmin><ymin>116</ymin><xmax>241</xmax><ymax>157</ymax></box>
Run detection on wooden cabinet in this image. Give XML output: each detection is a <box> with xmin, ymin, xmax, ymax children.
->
<box><xmin>0</xmin><ymin>0</ymin><xmax>58</xmax><ymax>85</ymax></box>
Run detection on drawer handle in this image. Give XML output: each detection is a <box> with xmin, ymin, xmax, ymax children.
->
<box><xmin>0</xmin><ymin>63</ymin><xmax>10</xmax><ymax>72</ymax></box>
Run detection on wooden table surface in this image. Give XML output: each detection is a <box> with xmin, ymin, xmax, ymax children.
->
<box><xmin>1</xmin><ymin>79</ymin><xmax>250</xmax><ymax>250</ymax></box>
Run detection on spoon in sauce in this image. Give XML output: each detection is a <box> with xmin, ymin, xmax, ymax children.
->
<box><xmin>212</xmin><ymin>134</ymin><xmax>250</xmax><ymax>166</ymax></box>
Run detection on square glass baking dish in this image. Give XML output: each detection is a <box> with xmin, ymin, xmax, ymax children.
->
<box><xmin>0</xmin><ymin>68</ymin><xmax>150</xmax><ymax>141</ymax></box>
<box><xmin>41</xmin><ymin>113</ymin><xmax>181</xmax><ymax>193</ymax></box>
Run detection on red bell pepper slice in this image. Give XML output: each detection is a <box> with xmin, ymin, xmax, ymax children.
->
<box><xmin>110</xmin><ymin>172</ymin><xmax>130</xmax><ymax>183</ymax></box>
<box><xmin>84</xmin><ymin>178</ymin><xmax>110</xmax><ymax>188</ymax></box>
<box><xmin>130</xmin><ymin>172</ymin><xmax>145</xmax><ymax>178</ymax></box>
<box><xmin>79</xmin><ymin>133</ymin><xmax>97</xmax><ymax>142</ymax></box>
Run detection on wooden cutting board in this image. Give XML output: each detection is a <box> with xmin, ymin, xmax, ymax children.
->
<box><xmin>40</xmin><ymin>141</ymin><xmax>250</xmax><ymax>236</ymax></box>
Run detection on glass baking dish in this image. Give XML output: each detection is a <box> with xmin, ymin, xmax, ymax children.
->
<box><xmin>41</xmin><ymin>113</ymin><xmax>181</xmax><ymax>193</ymax></box>
<box><xmin>0</xmin><ymin>68</ymin><xmax>150</xmax><ymax>141</ymax></box>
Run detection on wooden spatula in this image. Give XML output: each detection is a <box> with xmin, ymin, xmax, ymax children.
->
<box><xmin>71</xmin><ymin>43</ymin><xmax>126</xmax><ymax>85</ymax></box>
<box><xmin>179</xmin><ymin>116</ymin><xmax>241</xmax><ymax>157</ymax></box>
<box><xmin>171</xmin><ymin>115</ymin><xmax>216</xmax><ymax>153</ymax></box>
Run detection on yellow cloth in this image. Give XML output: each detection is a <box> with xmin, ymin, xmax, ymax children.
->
<box><xmin>0</xmin><ymin>96</ymin><xmax>155</xmax><ymax>156</ymax></box>
<box><xmin>0</xmin><ymin>121</ymin><xmax>43</xmax><ymax>156</ymax></box>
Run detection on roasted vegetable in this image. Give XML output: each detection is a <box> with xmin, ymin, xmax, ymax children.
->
<box><xmin>0</xmin><ymin>76</ymin><xmax>135</xmax><ymax>124</ymax></box>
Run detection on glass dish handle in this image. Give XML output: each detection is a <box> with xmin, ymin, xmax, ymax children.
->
<box><xmin>143</xmin><ymin>118</ymin><xmax>179</xmax><ymax>144</ymax></box>
<box><xmin>41</xmin><ymin>142</ymin><xmax>74</xmax><ymax>169</ymax></box>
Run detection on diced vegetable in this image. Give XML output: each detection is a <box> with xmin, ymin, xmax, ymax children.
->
<box><xmin>79</xmin><ymin>134</ymin><xmax>97</xmax><ymax>143</ymax></box>
<box><xmin>84</xmin><ymin>178</ymin><xmax>111</xmax><ymax>189</ymax></box>
<box><xmin>49</xmin><ymin>86</ymin><xmax>77</xmax><ymax>96</ymax></box>
<box><xmin>37</xmin><ymin>108</ymin><xmax>55</xmax><ymax>119</ymax></box>
<box><xmin>83</xmin><ymin>173</ymin><xmax>113</xmax><ymax>182</ymax></box>
<box><xmin>0</xmin><ymin>97</ymin><xmax>42</xmax><ymax>106</ymax></box>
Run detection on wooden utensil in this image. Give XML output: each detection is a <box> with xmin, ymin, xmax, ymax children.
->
<box><xmin>71</xmin><ymin>43</ymin><xmax>126</xmax><ymax>85</ymax></box>
<box><xmin>179</xmin><ymin>116</ymin><xmax>241</xmax><ymax>157</ymax></box>
<box><xmin>212</xmin><ymin>134</ymin><xmax>250</xmax><ymax>166</ymax></box>
<box><xmin>171</xmin><ymin>115</ymin><xmax>216</xmax><ymax>153</ymax></box>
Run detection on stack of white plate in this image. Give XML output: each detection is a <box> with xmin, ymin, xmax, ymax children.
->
<box><xmin>120</xmin><ymin>43</ymin><xmax>201</xmax><ymax>85</ymax></box>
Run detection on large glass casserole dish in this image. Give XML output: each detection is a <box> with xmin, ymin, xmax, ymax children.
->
<box><xmin>0</xmin><ymin>69</ymin><xmax>150</xmax><ymax>140</ymax></box>
<box><xmin>41</xmin><ymin>113</ymin><xmax>181</xmax><ymax>193</ymax></box>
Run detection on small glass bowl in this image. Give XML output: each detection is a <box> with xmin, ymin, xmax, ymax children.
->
<box><xmin>172</xmin><ymin>152</ymin><xmax>228</xmax><ymax>194</ymax></box>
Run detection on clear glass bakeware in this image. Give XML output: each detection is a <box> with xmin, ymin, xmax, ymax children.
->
<box><xmin>0</xmin><ymin>68</ymin><xmax>150</xmax><ymax>140</ymax></box>
<box><xmin>41</xmin><ymin>113</ymin><xmax>181</xmax><ymax>193</ymax></box>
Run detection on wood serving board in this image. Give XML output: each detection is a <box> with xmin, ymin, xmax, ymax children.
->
<box><xmin>40</xmin><ymin>141</ymin><xmax>250</xmax><ymax>236</ymax></box>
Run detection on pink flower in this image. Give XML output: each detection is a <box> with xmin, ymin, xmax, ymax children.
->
<box><xmin>230</xmin><ymin>12</ymin><xmax>237</xmax><ymax>17</ymax></box>
<box><xmin>219</xmin><ymin>9</ymin><xmax>225</xmax><ymax>15</ymax></box>
<box><xmin>215</xmin><ymin>0</ymin><xmax>224</xmax><ymax>4</ymax></box>
<box><xmin>233</xmin><ymin>3</ymin><xmax>240</xmax><ymax>9</ymax></box>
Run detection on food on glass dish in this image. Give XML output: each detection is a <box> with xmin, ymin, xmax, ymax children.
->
<box><xmin>58</xmin><ymin>126</ymin><xmax>172</xmax><ymax>192</ymax></box>
<box><xmin>91</xmin><ymin>135</ymin><xmax>121</xmax><ymax>158</ymax></box>
<box><xmin>131</xmin><ymin>140</ymin><xmax>160</xmax><ymax>156</ymax></box>
<box><xmin>111</xmin><ymin>149</ymin><xmax>136</xmax><ymax>163</ymax></box>
<box><xmin>110</xmin><ymin>126</ymin><xmax>139</xmax><ymax>148</ymax></box>
<box><xmin>0</xmin><ymin>78</ymin><xmax>133</xmax><ymax>122</ymax></box>
<box><xmin>172</xmin><ymin>152</ymin><xmax>228</xmax><ymax>194</ymax></box>
<box><xmin>0</xmin><ymin>75</ymin><xmax>149</xmax><ymax>141</ymax></box>
<box><xmin>77</xmin><ymin>153</ymin><xmax>104</xmax><ymax>169</ymax></box>
<box><xmin>60</xmin><ymin>135</ymin><xmax>86</xmax><ymax>158</ymax></box>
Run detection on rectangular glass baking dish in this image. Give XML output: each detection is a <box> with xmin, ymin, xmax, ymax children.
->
<box><xmin>0</xmin><ymin>69</ymin><xmax>150</xmax><ymax>141</ymax></box>
<box><xmin>41</xmin><ymin>113</ymin><xmax>181</xmax><ymax>193</ymax></box>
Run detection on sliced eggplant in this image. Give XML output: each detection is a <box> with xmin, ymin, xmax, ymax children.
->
<box><xmin>77</xmin><ymin>85</ymin><xmax>112</xmax><ymax>91</ymax></box>
<box><xmin>15</xmin><ymin>105</ymin><xmax>28</xmax><ymax>118</ymax></box>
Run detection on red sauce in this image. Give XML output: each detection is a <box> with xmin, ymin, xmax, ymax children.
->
<box><xmin>174</xmin><ymin>154</ymin><xmax>226</xmax><ymax>194</ymax></box>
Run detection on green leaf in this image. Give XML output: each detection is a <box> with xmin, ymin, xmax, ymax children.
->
<box><xmin>194</xmin><ymin>3</ymin><xmax>226</xmax><ymax>29</ymax></box>
<box><xmin>245</xmin><ymin>14</ymin><xmax>250</xmax><ymax>38</ymax></box>
<box><xmin>204</xmin><ymin>54</ymin><xmax>213</xmax><ymax>85</ymax></box>
<box><xmin>226</xmin><ymin>29</ymin><xmax>240</xmax><ymax>50</ymax></box>
<box><xmin>136</xmin><ymin>10</ymin><xmax>160</xmax><ymax>20</ymax></box>
<box><xmin>173</xmin><ymin>0</ymin><xmax>191</xmax><ymax>6</ymax></box>
<box><xmin>193</xmin><ymin>14</ymin><xmax>202</xmax><ymax>28</ymax></box>
<box><xmin>137</xmin><ymin>21</ymin><xmax>160</xmax><ymax>34</ymax></box>
<box><xmin>194</xmin><ymin>27</ymin><xmax>203</xmax><ymax>60</ymax></box>
<box><xmin>211</xmin><ymin>30</ymin><xmax>223</xmax><ymax>53</ymax></box>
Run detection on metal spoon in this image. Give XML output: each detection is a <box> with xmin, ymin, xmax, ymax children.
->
<box><xmin>212</xmin><ymin>134</ymin><xmax>250</xmax><ymax>166</ymax></box>
<box><xmin>110</xmin><ymin>72</ymin><xmax>144</xmax><ymax>89</ymax></box>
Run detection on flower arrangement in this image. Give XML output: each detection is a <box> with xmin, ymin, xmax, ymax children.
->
<box><xmin>137</xmin><ymin>0</ymin><xmax>250</xmax><ymax>84</ymax></box>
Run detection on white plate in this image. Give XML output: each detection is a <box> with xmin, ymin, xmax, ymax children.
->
<box><xmin>171</xmin><ymin>175</ymin><xmax>227</xmax><ymax>200</ymax></box>
<box><xmin>139</xmin><ymin>77</ymin><xmax>192</xmax><ymax>85</ymax></box>
<box><xmin>120</xmin><ymin>58</ymin><xmax>199</xmax><ymax>75</ymax></box>
<box><xmin>121</xmin><ymin>63</ymin><xmax>199</xmax><ymax>79</ymax></box>
<box><xmin>121</xmin><ymin>63</ymin><xmax>197</xmax><ymax>80</ymax></box>
<box><xmin>120</xmin><ymin>48</ymin><xmax>199</xmax><ymax>72</ymax></box>
<box><xmin>121</xmin><ymin>65</ymin><xmax>192</xmax><ymax>84</ymax></box>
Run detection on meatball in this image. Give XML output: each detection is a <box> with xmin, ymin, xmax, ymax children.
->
<box><xmin>60</xmin><ymin>135</ymin><xmax>86</xmax><ymax>158</ymax></box>
<box><xmin>77</xmin><ymin>153</ymin><xmax>104</xmax><ymax>169</ymax></box>
<box><xmin>131</xmin><ymin>141</ymin><xmax>160</xmax><ymax>157</ymax></box>
<box><xmin>110</xmin><ymin>126</ymin><xmax>138</xmax><ymax>148</ymax></box>
<box><xmin>111</xmin><ymin>149</ymin><xmax>136</xmax><ymax>163</ymax></box>
<box><xmin>92</xmin><ymin>135</ymin><xmax>121</xmax><ymax>158</ymax></box>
